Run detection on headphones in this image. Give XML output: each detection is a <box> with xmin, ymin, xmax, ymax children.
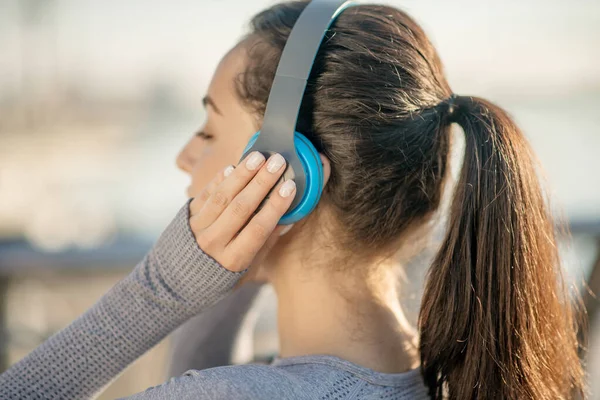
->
<box><xmin>239</xmin><ymin>0</ymin><xmax>356</xmax><ymax>225</ymax></box>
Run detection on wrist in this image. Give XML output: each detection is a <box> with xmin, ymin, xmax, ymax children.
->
<box><xmin>147</xmin><ymin>201</ymin><xmax>246</xmax><ymax>313</ymax></box>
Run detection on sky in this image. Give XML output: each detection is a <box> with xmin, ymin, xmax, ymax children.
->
<box><xmin>0</xmin><ymin>0</ymin><xmax>599</xmax><ymax>103</ymax></box>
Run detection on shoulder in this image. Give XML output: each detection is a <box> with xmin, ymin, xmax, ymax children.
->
<box><xmin>120</xmin><ymin>364</ymin><xmax>313</xmax><ymax>400</ymax></box>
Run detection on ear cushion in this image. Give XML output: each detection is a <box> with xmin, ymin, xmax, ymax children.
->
<box><xmin>281</xmin><ymin>131</ymin><xmax>323</xmax><ymax>224</ymax></box>
<box><xmin>243</xmin><ymin>131</ymin><xmax>323</xmax><ymax>224</ymax></box>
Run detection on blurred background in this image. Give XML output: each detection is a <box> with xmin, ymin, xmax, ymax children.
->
<box><xmin>0</xmin><ymin>0</ymin><xmax>599</xmax><ymax>398</ymax></box>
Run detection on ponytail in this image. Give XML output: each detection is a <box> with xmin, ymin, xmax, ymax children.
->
<box><xmin>418</xmin><ymin>96</ymin><xmax>585</xmax><ymax>398</ymax></box>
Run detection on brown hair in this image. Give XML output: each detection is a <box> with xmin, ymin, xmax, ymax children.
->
<box><xmin>235</xmin><ymin>1</ymin><xmax>585</xmax><ymax>398</ymax></box>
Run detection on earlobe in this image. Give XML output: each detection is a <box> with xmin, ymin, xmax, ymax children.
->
<box><xmin>319</xmin><ymin>153</ymin><xmax>332</xmax><ymax>188</ymax></box>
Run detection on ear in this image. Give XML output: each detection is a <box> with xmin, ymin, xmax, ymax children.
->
<box><xmin>319</xmin><ymin>153</ymin><xmax>332</xmax><ymax>189</ymax></box>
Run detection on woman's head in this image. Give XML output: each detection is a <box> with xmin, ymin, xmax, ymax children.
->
<box><xmin>180</xmin><ymin>1</ymin><xmax>585</xmax><ymax>397</ymax></box>
<box><xmin>179</xmin><ymin>1</ymin><xmax>452</xmax><ymax>256</ymax></box>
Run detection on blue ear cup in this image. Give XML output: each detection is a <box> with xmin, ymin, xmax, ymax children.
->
<box><xmin>243</xmin><ymin>131</ymin><xmax>323</xmax><ymax>225</ymax></box>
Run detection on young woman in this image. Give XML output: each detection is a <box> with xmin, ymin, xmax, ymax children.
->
<box><xmin>0</xmin><ymin>1</ymin><xmax>585</xmax><ymax>399</ymax></box>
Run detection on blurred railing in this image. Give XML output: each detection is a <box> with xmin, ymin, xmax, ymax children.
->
<box><xmin>0</xmin><ymin>219</ymin><xmax>598</xmax><ymax>373</ymax></box>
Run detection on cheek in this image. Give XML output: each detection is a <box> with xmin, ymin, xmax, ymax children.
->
<box><xmin>188</xmin><ymin>141</ymin><xmax>248</xmax><ymax>195</ymax></box>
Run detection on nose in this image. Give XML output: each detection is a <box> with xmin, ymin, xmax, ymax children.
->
<box><xmin>176</xmin><ymin>150</ymin><xmax>191</xmax><ymax>174</ymax></box>
<box><xmin>176</xmin><ymin>146</ymin><xmax>194</xmax><ymax>174</ymax></box>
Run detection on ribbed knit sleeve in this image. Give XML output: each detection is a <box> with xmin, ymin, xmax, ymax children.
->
<box><xmin>0</xmin><ymin>201</ymin><xmax>245</xmax><ymax>400</ymax></box>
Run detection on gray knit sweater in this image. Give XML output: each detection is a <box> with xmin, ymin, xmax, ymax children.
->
<box><xmin>0</xmin><ymin>203</ymin><xmax>429</xmax><ymax>399</ymax></box>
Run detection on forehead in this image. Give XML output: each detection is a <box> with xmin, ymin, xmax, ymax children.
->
<box><xmin>207</xmin><ymin>43</ymin><xmax>250</xmax><ymax>116</ymax></box>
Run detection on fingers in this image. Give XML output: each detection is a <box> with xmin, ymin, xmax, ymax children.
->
<box><xmin>189</xmin><ymin>166</ymin><xmax>229</xmax><ymax>215</ymax></box>
<box><xmin>225</xmin><ymin>179</ymin><xmax>296</xmax><ymax>269</ymax></box>
<box><xmin>190</xmin><ymin>151</ymin><xmax>266</xmax><ymax>231</ymax></box>
<box><xmin>191</xmin><ymin>151</ymin><xmax>296</xmax><ymax>273</ymax></box>
<box><xmin>208</xmin><ymin>153</ymin><xmax>287</xmax><ymax>243</ymax></box>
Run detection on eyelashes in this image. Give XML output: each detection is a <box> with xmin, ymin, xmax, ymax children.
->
<box><xmin>196</xmin><ymin>131</ymin><xmax>214</xmax><ymax>141</ymax></box>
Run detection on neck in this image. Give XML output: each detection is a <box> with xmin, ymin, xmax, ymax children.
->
<box><xmin>268</xmin><ymin>244</ymin><xmax>419</xmax><ymax>374</ymax></box>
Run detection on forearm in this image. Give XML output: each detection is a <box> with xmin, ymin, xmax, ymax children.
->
<box><xmin>0</xmin><ymin>203</ymin><xmax>244</xmax><ymax>400</ymax></box>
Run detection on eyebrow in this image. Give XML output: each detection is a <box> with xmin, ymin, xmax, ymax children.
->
<box><xmin>202</xmin><ymin>95</ymin><xmax>223</xmax><ymax>115</ymax></box>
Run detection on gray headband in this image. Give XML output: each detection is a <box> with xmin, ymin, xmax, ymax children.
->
<box><xmin>241</xmin><ymin>0</ymin><xmax>357</xmax><ymax>211</ymax></box>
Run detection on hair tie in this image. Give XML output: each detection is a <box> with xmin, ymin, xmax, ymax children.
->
<box><xmin>447</xmin><ymin>94</ymin><xmax>459</xmax><ymax>113</ymax></box>
<box><xmin>446</xmin><ymin>94</ymin><xmax>460</xmax><ymax>121</ymax></box>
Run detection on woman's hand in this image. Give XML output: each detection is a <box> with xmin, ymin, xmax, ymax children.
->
<box><xmin>188</xmin><ymin>151</ymin><xmax>296</xmax><ymax>273</ymax></box>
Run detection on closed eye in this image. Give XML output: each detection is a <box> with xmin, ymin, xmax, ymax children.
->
<box><xmin>196</xmin><ymin>131</ymin><xmax>214</xmax><ymax>140</ymax></box>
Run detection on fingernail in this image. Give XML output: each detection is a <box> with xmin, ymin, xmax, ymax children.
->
<box><xmin>246</xmin><ymin>152</ymin><xmax>265</xmax><ymax>170</ymax></box>
<box><xmin>266</xmin><ymin>153</ymin><xmax>285</xmax><ymax>173</ymax></box>
<box><xmin>279</xmin><ymin>180</ymin><xmax>296</xmax><ymax>198</ymax></box>
<box><xmin>224</xmin><ymin>165</ymin><xmax>234</xmax><ymax>177</ymax></box>
<box><xmin>279</xmin><ymin>224</ymin><xmax>294</xmax><ymax>236</ymax></box>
